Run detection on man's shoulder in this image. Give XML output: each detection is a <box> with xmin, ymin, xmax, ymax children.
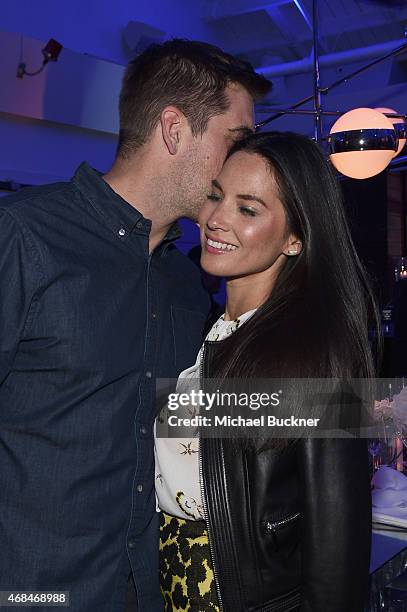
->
<box><xmin>0</xmin><ymin>179</ymin><xmax>75</xmax><ymax>218</ymax></box>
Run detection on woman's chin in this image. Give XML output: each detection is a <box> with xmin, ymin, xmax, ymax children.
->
<box><xmin>200</xmin><ymin>250</ymin><xmax>243</xmax><ymax>278</ymax></box>
<box><xmin>200</xmin><ymin>263</ymin><xmax>224</xmax><ymax>278</ymax></box>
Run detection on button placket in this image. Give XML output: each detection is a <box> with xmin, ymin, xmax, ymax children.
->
<box><xmin>127</xmin><ymin>251</ymin><xmax>159</xmax><ymax>584</ymax></box>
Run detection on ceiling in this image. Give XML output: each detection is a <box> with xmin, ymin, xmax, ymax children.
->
<box><xmin>203</xmin><ymin>0</ymin><xmax>407</xmax><ymax>67</ymax></box>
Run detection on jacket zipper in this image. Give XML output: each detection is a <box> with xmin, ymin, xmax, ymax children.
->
<box><xmin>261</xmin><ymin>589</ymin><xmax>301</xmax><ymax>612</ymax></box>
<box><xmin>265</xmin><ymin>512</ymin><xmax>300</xmax><ymax>532</ymax></box>
<box><xmin>199</xmin><ymin>342</ymin><xmax>224</xmax><ymax>611</ymax></box>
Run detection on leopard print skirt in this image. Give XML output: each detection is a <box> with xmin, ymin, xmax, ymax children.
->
<box><xmin>159</xmin><ymin>511</ymin><xmax>220</xmax><ymax>611</ymax></box>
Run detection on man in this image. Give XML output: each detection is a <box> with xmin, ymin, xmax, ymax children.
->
<box><xmin>0</xmin><ymin>40</ymin><xmax>270</xmax><ymax>611</ymax></box>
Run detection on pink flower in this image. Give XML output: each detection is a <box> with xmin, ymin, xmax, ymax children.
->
<box><xmin>374</xmin><ymin>399</ymin><xmax>393</xmax><ymax>421</ymax></box>
<box><xmin>393</xmin><ymin>386</ymin><xmax>407</xmax><ymax>426</ymax></box>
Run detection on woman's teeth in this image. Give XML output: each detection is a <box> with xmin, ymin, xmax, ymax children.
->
<box><xmin>207</xmin><ymin>238</ymin><xmax>237</xmax><ymax>251</ymax></box>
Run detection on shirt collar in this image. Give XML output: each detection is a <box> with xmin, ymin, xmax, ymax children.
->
<box><xmin>72</xmin><ymin>162</ymin><xmax>182</xmax><ymax>249</ymax></box>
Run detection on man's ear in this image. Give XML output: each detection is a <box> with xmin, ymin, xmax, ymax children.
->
<box><xmin>160</xmin><ymin>107</ymin><xmax>182</xmax><ymax>155</ymax></box>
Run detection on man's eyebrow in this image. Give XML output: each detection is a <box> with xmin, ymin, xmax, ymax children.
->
<box><xmin>237</xmin><ymin>194</ymin><xmax>267</xmax><ymax>207</ymax></box>
<box><xmin>228</xmin><ymin>126</ymin><xmax>254</xmax><ymax>138</ymax></box>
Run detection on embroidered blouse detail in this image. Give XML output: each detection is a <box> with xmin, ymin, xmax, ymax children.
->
<box><xmin>154</xmin><ymin>309</ymin><xmax>256</xmax><ymax>520</ymax></box>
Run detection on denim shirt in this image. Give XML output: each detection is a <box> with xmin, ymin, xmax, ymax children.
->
<box><xmin>0</xmin><ymin>163</ymin><xmax>210</xmax><ymax>611</ymax></box>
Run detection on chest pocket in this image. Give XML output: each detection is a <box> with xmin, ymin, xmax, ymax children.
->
<box><xmin>263</xmin><ymin>512</ymin><xmax>300</xmax><ymax>557</ymax></box>
<box><xmin>171</xmin><ymin>306</ymin><xmax>206</xmax><ymax>373</ymax></box>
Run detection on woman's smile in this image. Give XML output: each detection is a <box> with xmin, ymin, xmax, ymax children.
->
<box><xmin>205</xmin><ymin>235</ymin><xmax>239</xmax><ymax>254</ymax></box>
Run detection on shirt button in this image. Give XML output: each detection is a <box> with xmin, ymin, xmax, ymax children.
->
<box><xmin>128</xmin><ymin>539</ymin><xmax>136</xmax><ymax>549</ymax></box>
<box><xmin>136</xmin><ymin>221</ymin><xmax>143</xmax><ymax>229</ymax></box>
<box><xmin>152</xmin><ymin>313</ymin><xmax>157</xmax><ymax>319</ymax></box>
<box><xmin>118</xmin><ymin>228</ymin><xmax>126</xmax><ymax>236</ymax></box>
<box><xmin>136</xmin><ymin>484</ymin><xmax>143</xmax><ymax>493</ymax></box>
<box><xmin>140</xmin><ymin>425</ymin><xmax>148</xmax><ymax>435</ymax></box>
<box><xmin>145</xmin><ymin>371</ymin><xmax>152</xmax><ymax>378</ymax></box>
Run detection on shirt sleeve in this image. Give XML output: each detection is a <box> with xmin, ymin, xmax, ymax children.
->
<box><xmin>0</xmin><ymin>208</ymin><xmax>43</xmax><ymax>384</ymax></box>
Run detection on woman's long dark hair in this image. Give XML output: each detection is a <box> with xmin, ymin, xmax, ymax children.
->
<box><xmin>208</xmin><ymin>132</ymin><xmax>381</xmax><ymax>449</ymax></box>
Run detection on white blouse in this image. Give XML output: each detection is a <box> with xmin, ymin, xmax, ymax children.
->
<box><xmin>154</xmin><ymin>309</ymin><xmax>256</xmax><ymax>520</ymax></box>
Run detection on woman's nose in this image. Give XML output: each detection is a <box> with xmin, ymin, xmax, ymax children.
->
<box><xmin>206</xmin><ymin>203</ymin><xmax>231</xmax><ymax>232</ymax></box>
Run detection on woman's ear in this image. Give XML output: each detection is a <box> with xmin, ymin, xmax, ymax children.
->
<box><xmin>160</xmin><ymin>107</ymin><xmax>182</xmax><ymax>155</ymax></box>
<box><xmin>284</xmin><ymin>238</ymin><xmax>302</xmax><ymax>257</ymax></box>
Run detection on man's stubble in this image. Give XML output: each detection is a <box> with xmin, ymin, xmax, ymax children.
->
<box><xmin>161</xmin><ymin>146</ymin><xmax>209</xmax><ymax>223</ymax></box>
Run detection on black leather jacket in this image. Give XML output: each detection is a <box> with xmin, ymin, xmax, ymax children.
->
<box><xmin>199</xmin><ymin>340</ymin><xmax>372</xmax><ymax>612</ymax></box>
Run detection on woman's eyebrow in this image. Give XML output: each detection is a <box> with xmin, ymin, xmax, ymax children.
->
<box><xmin>211</xmin><ymin>181</ymin><xmax>266</xmax><ymax>207</ymax></box>
<box><xmin>236</xmin><ymin>194</ymin><xmax>267</xmax><ymax>207</ymax></box>
<box><xmin>212</xmin><ymin>179</ymin><xmax>224</xmax><ymax>192</ymax></box>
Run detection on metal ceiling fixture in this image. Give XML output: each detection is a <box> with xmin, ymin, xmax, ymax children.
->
<box><xmin>255</xmin><ymin>0</ymin><xmax>407</xmax><ymax>179</ymax></box>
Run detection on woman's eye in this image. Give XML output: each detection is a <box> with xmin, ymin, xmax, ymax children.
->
<box><xmin>239</xmin><ymin>206</ymin><xmax>257</xmax><ymax>217</ymax></box>
<box><xmin>207</xmin><ymin>194</ymin><xmax>222</xmax><ymax>202</ymax></box>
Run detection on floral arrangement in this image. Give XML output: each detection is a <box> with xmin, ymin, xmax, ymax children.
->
<box><xmin>371</xmin><ymin>385</ymin><xmax>407</xmax><ymax>472</ymax></box>
<box><xmin>391</xmin><ymin>385</ymin><xmax>407</xmax><ymax>427</ymax></box>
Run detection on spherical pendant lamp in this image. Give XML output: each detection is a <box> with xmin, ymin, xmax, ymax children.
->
<box><xmin>374</xmin><ymin>107</ymin><xmax>406</xmax><ymax>157</ymax></box>
<box><xmin>328</xmin><ymin>108</ymin><xmax>397</xmax><ymax>179</ymax></box>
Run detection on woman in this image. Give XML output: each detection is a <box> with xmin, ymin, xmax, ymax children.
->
<box><xmin>155</xmin><ymin>131</ymin><xmax>378</xmax><ymax>611</ymax></box>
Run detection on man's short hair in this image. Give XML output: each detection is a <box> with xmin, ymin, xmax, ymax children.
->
<box><xmin>118</xmin><ymin>39</ymin><xmax>271</xmax><ymax>157</ymax></box>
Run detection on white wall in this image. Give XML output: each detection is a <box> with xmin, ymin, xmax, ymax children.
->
<box><xmin>0</xmin><ymin>0</ymin><xmax>216</xmax><ymax>185</ymax></box>
<box><xmin>0</xmin><ymin>29</ymin><xmax>122</xmax><ymax>185</ymax></box>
